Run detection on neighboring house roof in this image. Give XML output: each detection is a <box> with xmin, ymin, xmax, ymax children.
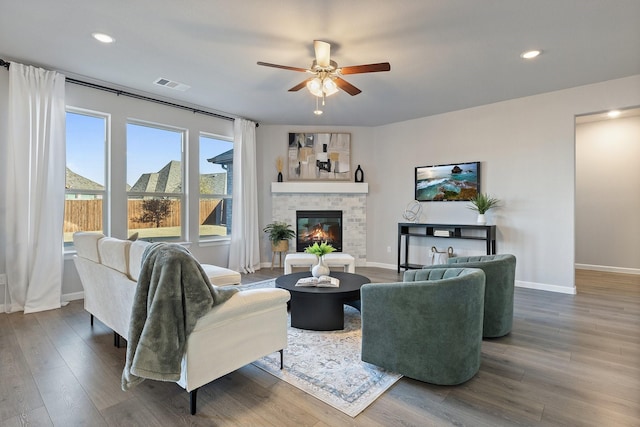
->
<box><xmin>200</xmin><ymin>173</ymin><xmax>227</xmax><ymax>194</ymax></box>
<box><xmin>68</xmin><ymin>161</ymin><xmax>227</xmax><ymax>195</ymax></box>
<box><xmin>65</xmin><ymin>167</ymin><xmax>104</xmax><ymax>190</ymax></box>
<box><xmin>130</xmin><ymin>160</ymin><xmax>182</xmax><ymax>193</ymax></box>
<box><xmin>207</xmin><ymin>149</ymin><xmax>233</xmax><ymax>166</ymax></box>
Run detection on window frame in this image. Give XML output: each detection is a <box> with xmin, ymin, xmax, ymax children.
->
<box><xmin>64</xmin><ymin>107</ymin><xmax>111</xmax><ymax>251</ymax></box>
<box><xmin>199</xmin><ymin>132</ymin><xmax>234</xmax><ymax>243</ymax></box>
<box><xmin>125</xmin><ymin>119</ymin><xmax>187</xmax><ymax>242</ymax></box>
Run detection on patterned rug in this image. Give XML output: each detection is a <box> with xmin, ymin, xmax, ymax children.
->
<box><xmin>239</xmin><ymin>279</ymin><xmax>402</xmax><ymax>417</ymax></box>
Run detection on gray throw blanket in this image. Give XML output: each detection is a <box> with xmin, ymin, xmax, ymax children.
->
<box><xmin>122</xmin><ymin>243</ymin><xmax>238</xmax><ymax>390</ymax></box>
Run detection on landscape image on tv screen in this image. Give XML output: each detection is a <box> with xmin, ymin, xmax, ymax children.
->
<box><xmin>415</xmin><ymin>161</ymin><xmax>480</xmax><ymax>201</ymax></box>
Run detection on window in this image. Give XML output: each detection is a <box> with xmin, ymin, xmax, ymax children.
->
<box><xmin>199</xmin><ymin>134</ymin><xmax>233</xmax><ymax>239</ymax></box>
<box><xmin>64</xmin><ymin>109</ymin><xmax>108</xmax><ymax>247</ymax></box>
<box><xmin>126</xmin><ymin>122</ymin><xmax>185</xmax><ymax>241</ymax></box>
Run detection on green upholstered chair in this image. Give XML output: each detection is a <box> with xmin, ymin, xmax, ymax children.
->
<box><xmin>361</xmin><ymin>268</ymin><xmax>485</xmax><ymax>385</ymax></box>
<box><xmin>440</xmin><ymin>254</ymin><xmax>516</xmax><ymax>338</ymax></box>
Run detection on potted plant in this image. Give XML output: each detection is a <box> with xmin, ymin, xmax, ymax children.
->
<box><xmin>304</xmin><ymin>241</ymin><xmax>336</xmax><ymax>277</ymax></box>
<box><xmin>467</xmin><ymin>193</ymin><xmax>501</xmax><ymax>224</ymax></box>
<box><xmin>263</xmin><ymin>221</ymin><xmax>296</xmax><ymax>252</ymax></box>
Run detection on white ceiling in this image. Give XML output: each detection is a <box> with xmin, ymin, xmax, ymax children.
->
<box><xmin>1</xmin><ymin>0</ymin><xmax>639</xmax><ymax>126</ymax></box>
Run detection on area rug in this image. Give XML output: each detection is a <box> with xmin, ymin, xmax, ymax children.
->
<box><xmin>239</xmin><ymin>279</ymin><xmax>402</xmax><ymax>417</ymax></box>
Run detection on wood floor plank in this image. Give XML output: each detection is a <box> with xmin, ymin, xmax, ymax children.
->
<box><xmin>32</xmin><ymin>364</ymin><xmax>107</xmax><ymax>426</ymax></box>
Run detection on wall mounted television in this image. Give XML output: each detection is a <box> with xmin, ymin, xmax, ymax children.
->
<box><xmin>415</xmin><ymin>161</ymin><xmax>480</xmax><ymax>201</ymax></box>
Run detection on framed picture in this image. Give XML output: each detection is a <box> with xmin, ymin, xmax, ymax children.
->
<box><xmin>288</xmin><ymin>133</ymin><xmax>351</xmax><ymax>181</ymax></box>
<box><xmin>415</xmin><ymin>161</ymin><xmax>480</xmax><ymax>201</ymax></box>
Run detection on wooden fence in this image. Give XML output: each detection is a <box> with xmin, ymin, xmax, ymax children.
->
<box><xmin>64</xmin><ymin>199</ymin><xmax>222</xmax><ymax>232</ymax></box>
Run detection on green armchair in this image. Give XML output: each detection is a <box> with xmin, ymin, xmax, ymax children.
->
<box><xmin>441</xmin><ymin>254</ymin><xmax>516</xmax><ymax>338</ymax></box>
<box><xmin>361</xmin><ymin>268</ymin><xmax>485</xmax><ymax>385</ymax></box>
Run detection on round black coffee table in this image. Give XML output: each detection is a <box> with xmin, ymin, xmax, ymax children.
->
<box><xmin>275</xmin><ymin>271</ymin><xmax>370</xmax><ymax>331</ymax></box>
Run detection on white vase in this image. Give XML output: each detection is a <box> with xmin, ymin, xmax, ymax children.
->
<box><xmin>476</xmin><ymin>213</ymin><xmax>487</xmax><ymax>225</ymax></box>
<box><xmin>311</xmin><ymin>255</ymin><xmax>330</xmax><ymax>277</ymax></box>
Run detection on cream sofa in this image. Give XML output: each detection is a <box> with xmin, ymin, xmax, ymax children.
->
<box><xmin>72</xmin><ymin>232</ymin><xmax>290</xmax><ymax>414</ymax></box>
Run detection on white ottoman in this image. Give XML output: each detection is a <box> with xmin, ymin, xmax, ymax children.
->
<box><xmin>284</xmin><ymin>253</ymin><xmax>318</xmax><ymax>274</ymax></box>
<box><xmin>322</xmin><ymin>253</ymin><xmax>356</xmax><ymax>273</ymax></box>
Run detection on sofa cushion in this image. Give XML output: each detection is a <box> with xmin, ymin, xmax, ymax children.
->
<box><xmin>201</xmin><ymin>264</ymin><xmax>241</xmax><ymax>286</ymax></box>
<box><xmin>129</xmin><ymin>240</ymin><xmax>152</xmax><ymax>281</ymax></box>
<box><xmin>73</xmin><ymin>232</ymin><xmax>105</xmax><ymax>263</ymax></box>
<box><xmin>98</xmin><ymin>237</ymin><xmax>132</xmax><ymax>276</ymax></box>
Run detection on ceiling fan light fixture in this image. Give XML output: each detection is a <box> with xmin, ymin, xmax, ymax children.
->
<box><xmin>322</xmin><ymin>78</ymin><xmax>339</xmax><ymax>96</ymax></box>
<box><xmin>307</xmin><ymin>77</ymin><xmax>323</xmax><ymax>97</ymax></box>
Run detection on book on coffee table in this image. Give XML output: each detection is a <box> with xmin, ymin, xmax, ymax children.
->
<box><xmin>295</xmin><ymin>275</ymin><xmax>340</xmax><ymax>287</ymax></box>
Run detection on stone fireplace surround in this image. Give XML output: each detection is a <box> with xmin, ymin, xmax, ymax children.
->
<box><xmin>271</xmin><ymin>182</ymin><xmax>368</xmax><ymax>266</ymax></box>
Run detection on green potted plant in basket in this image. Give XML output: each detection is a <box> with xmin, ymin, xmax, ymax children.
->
<box><xmin>263</xmin><ymin>221</ymin><xmax>296</xmax><ymax>252</ymax></box>
<box><xmin>467</xmin><ymin>193</ymin><xmax>501</xmax><ymax>225</ymax></box>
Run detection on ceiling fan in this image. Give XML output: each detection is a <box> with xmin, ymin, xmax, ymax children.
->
<box><xmin>257</xmin><ymin>40</ymin><xmax>391</xmax><ymax>99</ymax></box>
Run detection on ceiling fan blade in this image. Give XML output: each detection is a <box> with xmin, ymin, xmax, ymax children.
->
<box><xmin>257</xmin><ymin>61</ymin><xmax>308</xmax><ymax>73</ymax></box>
<box><xmin>288</xmin><ymin>79</ymin><xmax>311</xmax><ymax>92</ymax></box>
<box><xmin>340</xmin><ymin>62</ymin><xmax>391</xmax><ymax>75</ymax></box>
<box><xmin>334</xmin><ymin>77</ymin><xmax>362</xmax><ymax>96</ymax></box>
<box><xmin>314</xmin><ymin>40</ymin><xmax>331</xmax><ymax>68</ymax></box>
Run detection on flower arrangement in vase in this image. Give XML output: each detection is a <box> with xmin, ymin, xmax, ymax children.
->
<box><xmin>304</xmin><ymin>241</ymin><xmax>336</xmax><ymax>277</ymax></box>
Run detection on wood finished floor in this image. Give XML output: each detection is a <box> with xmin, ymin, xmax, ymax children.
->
<box><xmin>0</xmin><ymin>268</ymin><xmax>638</xmax><ymax>426</ymax></box>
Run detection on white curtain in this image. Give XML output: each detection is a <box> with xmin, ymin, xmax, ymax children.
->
<box><xmin>4</xmin><ymin>62</ymin><xmax>66</xmax><ymax>313</ymax></box>
<box><xmin>228</xmin><ymin>118</ymin><xmax>260</xmax><ymax>273</ymax></box>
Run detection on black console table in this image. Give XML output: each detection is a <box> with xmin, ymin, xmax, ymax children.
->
<box><xmin>397</xmin><ymin>223</ymin><xmax>497</xmax><ymax>272</ymax></box>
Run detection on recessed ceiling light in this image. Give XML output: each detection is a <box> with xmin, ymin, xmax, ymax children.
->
<box><xmin>92</xmin><ymin>32</ymin><xmax>115</xmax><ymax>44</ymax></box>
<box><xmin>607</xmin><ymin>110</ymin><xmax>621</xmax><ymax>118</ymax></box>
<box><xmin>520</xmin><ymin>50</ymin><xmax>541</xmax><ymax>59</ymax></box>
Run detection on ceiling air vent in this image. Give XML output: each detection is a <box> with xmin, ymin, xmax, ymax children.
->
<box><xmin>154</xmin><ymin>77</ymin><xmax>190</xmax><ymax>92</ymax></box>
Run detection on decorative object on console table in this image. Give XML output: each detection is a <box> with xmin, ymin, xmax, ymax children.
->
<box><xmin>467</xmin><ymin>192</ymin><xmax>501</xmax><ymax>225</ymax></box>
<box><xmin>402</xmin><ymin>200</ymin><xmax>423</xmax><ymax>223</ymax></box>
<box><xmin>355</xmin><ymin>165</ymin><xmax>364</xmax><ymax>182</ymax></box>
<box><xmin>427</xmin><ymin>246</ymin><xmax>454</xmax><ymax>265</ymax></box>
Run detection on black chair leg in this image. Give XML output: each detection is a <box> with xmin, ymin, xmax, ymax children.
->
<box><xmin>190</xmin><ymin>389</ymin><xmax>198</xmax><ymax>415</ymax></box>
<box><xmin>90</xmin><ymin>314</ymin><xmax>94</xmax><ymax>326</ymax></box>
<box><xmin>279</xmin><ymin>349</ymin><xmax>284</xmax><ymax>369</ymax></box>
<box><xmin>114</xmin><ymin>332</ymin><xmax>121</xmax><ymax>348</ymax></box>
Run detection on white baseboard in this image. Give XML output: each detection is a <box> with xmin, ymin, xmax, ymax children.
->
<box><xmin>516</xmin><ymin>280</ymin><xmax>576</xmax><ymax>295</ymax></box>
<box><xmin>365</xmin><ymin>261</ymin><xmax>398</xmax><ymax>270</ymax></box>
<box><xmin>62</xmin><ymin>291</ymin><xmax>84</xmax><ymax>302</ymax></box>
<box><xmin>575</xmin><ymin>263</ymin><xmax>640</xmax><ymax>275</ymax></box>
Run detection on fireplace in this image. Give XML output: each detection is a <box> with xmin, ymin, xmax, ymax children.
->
<box><xmin>296</xmin><ymin>210</ymin><xmax>343</xmax><ymax>252</ymax></box>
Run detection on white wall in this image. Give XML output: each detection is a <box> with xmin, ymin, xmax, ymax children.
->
<box><xmin>257</xmin><ymin>75</ymin><xmax>640</xmax><ymax>294</ymax></box>
<box><xmin>576</xmin><ymin>115</ymin><xmax>640</xmax><ymax>272</ymax></box>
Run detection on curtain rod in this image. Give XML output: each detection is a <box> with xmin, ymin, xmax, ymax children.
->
<box><xmin>0</xmin><ymin>58</ymin><xmax>246</xmax><ymax>123</ymax></box>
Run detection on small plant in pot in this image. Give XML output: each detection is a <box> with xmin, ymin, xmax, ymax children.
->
<box><xmin>304</xmin><ymin>241</ymin><xmax>336</xmax><ymax>277</ymax></box>
<box><xmin>467</xmin><ymin>193</ymin><xmax>501</xmax><ymax>225</ymax></box>
<box><xmin>263</xmin><ymin>221</ymin><xmax>296</xmax><ymax>252</ymax></box>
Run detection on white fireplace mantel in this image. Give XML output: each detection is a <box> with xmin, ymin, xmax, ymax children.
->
<box><xmin>271</xmin><ymin>182</ymin><xmax>368</xmax><ymax>194</ymax></box>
